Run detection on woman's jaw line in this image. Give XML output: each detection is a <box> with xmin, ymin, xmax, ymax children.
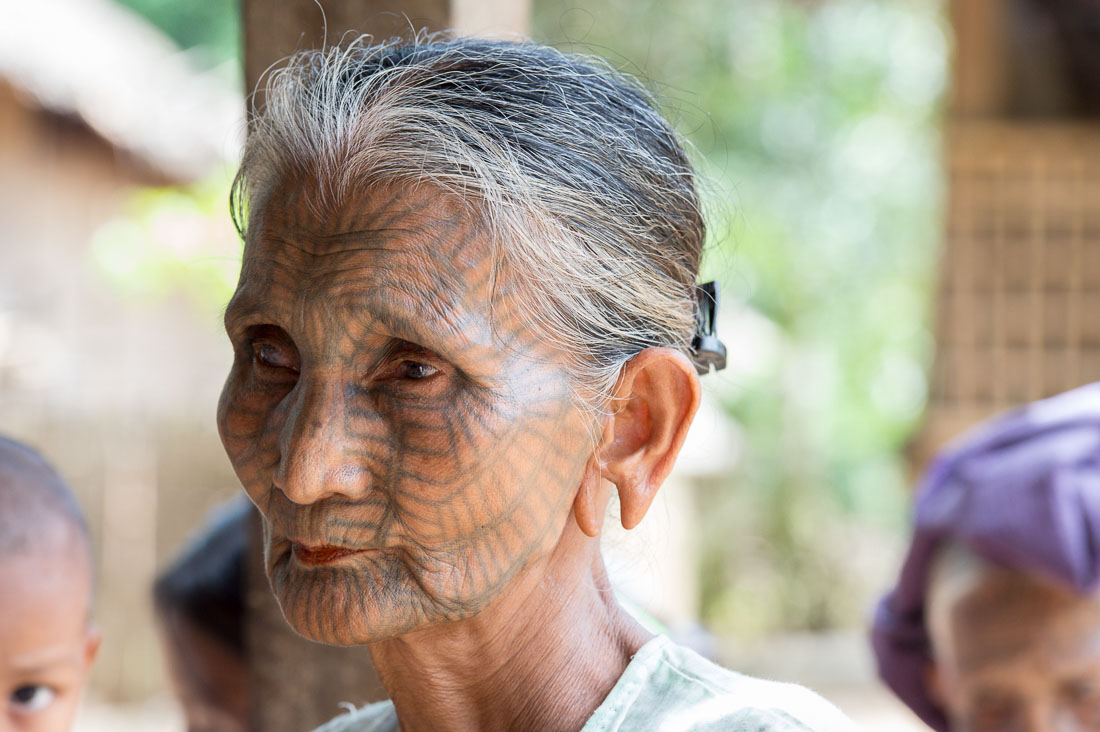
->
<box><xmin>363</xmin><ymin>516</ymin><xmax>651</xmax><ymax>731</ymax></box>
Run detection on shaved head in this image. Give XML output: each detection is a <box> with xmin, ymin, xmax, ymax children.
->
<box><xmin>0</xmin><ymin>437</ymin><xmax>100</xmax><ymax>731</ymax></box>
<box><xmin>0</xmin><ymin>437</ymin><xmax>90</xmax><ymax>566</ymax></box>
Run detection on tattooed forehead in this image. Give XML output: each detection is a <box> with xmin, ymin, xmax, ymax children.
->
<box><xmin>228</xmin><ymin>182</ymin><xmax>512</xmax><ymax>358</ymax></box>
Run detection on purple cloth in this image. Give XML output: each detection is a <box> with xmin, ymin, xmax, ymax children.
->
<box><xmin>871</xmin><ymin>383</ymin><xmax>1100</xmax><ymax>730</ymax></box>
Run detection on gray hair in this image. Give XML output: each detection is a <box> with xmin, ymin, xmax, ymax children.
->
<box><xmin>232</xmin><ymin>33</ymin><xmax>706</xmax><ymax>410</ymax></box>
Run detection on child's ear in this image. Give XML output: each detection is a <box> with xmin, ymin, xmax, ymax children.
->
<box><xmin>575</xmin><ymin>348</ymin><xmax>700</xmax><ymax>532</ymax></box>
<box><xmin>83</xmin><ymin>623</ymin><xmax>102</xmax><ymax>670</ymax></box>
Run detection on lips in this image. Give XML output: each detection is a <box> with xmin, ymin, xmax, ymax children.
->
<box><xmin>291</xmin><ymin>543</ymin><xmax>368</xmax><ymax>566</ymax></box>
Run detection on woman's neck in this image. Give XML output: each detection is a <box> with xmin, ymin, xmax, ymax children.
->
<box><xmin>367</xmin><ymin>522</ymin><xmax>652</xmax><ymax>732</ymax></box>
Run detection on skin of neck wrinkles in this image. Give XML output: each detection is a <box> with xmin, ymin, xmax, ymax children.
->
<box><xmin>217</xmin><ymin>179</ymin><xmax>701</xmax><ymax>732</ymax></box>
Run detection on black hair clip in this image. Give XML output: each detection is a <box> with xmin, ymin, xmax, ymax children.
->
<box><xmin>692</xmin><ymin>281</ymin><xmax>727</xmax><ymax>375</ymax></box>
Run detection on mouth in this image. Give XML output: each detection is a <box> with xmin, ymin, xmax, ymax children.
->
<box><xmin>290</xmin><ymin>542</ymin><xmax>370</xmax><ymax>566</ymax></box>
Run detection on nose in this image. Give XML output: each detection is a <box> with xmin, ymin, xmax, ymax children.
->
<box><xmin>273</xmin><ymin>373</ymin><xmax>369</xmax><ymax>504</ymax></box>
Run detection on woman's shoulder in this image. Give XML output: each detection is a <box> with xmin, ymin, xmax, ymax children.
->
<box><xmin>311</xmin><ymin>701</ymin><xmax>397</xmax><ymax>732</ymax></box>
<box><xmin>583</xmin><ymin>635</ymin><xmax>857</xmax><ymax>732</ymax></box>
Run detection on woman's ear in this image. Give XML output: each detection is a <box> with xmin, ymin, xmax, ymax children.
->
<box><xmin>573</xmin><ymin>458</ymin><xmax>614</xmax><ymax>538</ymax></box>
<box><xmin>596</xmin><ymin>348</ymin><xmax>701</xmax><ymax>530</ymax></box>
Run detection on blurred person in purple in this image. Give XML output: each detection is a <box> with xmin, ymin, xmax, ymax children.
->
<box><xmin>872</xmin><ymin>383</ymin><xmax>1100</xmax><ymax>731</ymax></box>
<box><xmin>0</xmin><ymin>436</ymin><xmax>100</xmax><ymax>732</ymax></box>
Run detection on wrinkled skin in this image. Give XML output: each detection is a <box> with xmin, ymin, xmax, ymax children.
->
<box><xmin>217</xmin><ymin>180</ymin><xmax>596</xmax><ymax>645</ymax></box>
<box><xmin>929</xmin><ymin>569</ymin><xmax>1100</xmax><ymax>732</ymax></box>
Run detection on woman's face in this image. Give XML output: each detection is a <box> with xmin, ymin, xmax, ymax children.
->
<box><xmin>218</xmin><ymin>180</ymin><xmax>595</xmax><ymax>644</ymax></box>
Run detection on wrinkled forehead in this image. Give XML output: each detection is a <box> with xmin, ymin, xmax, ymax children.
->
<box><xmin>233</xmin><ymin>178</ymin><xmax>523</xmax><ymax>353</ymax></box>
<box><xmin>243</xmin><ymin>177</ymin><xmax>492</xmax><ymax>287</ymax></box>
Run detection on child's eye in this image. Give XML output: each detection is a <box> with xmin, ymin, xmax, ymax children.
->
<box><xmin>11</xmin><ymin>684</ymin><xmax>56</xmax><ymax>712</ymax></box>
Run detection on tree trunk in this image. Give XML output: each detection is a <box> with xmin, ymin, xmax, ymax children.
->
<box><xmin>243</xmin><ymin>0</ymin><xmax>530</xmax><ymax>114</ymax></box>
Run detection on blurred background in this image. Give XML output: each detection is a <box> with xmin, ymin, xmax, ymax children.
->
<box><xmin>2</xmin><ymin>0</ymin><xmax>1097</xmax><ymax>729</ymax></box>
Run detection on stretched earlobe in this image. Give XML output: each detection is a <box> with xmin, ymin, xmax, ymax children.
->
<box><xmin>619</xmin><ymin>470</ymin><xmax>658</xmax><ymax>530</ymax></box>
<box><xmin>573</xmin><ymin>458</ymin><xmax>612</xmax><ymax>538</ymax></box>
<box><xmin>600</xmin><ymin>348</ymin><xmax>701</xmax><ymax>531</ymax></box>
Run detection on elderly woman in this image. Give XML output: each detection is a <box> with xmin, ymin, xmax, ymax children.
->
<box><xmin>873</xmin><ymin>383</ymin><xmax>1100</xmax><ymax>731</ymax></box>
<box><xmin>217</xmin><ymin>35</ymin><xmax>851</xmax><ymax>732</ymax></box>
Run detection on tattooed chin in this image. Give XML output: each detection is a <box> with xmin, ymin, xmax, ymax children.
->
<box><xmin>267</xmin><ymin>540</ymin><xmax>492</xmax><ymax>645</ymax></box>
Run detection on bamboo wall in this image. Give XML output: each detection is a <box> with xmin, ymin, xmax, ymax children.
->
<box><xmin>913</xmin><ymin>0</ymin><xmax>1100</xmax><ymax>465</ymax></box>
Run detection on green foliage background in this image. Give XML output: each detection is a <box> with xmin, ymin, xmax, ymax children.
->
<box><xmin>105</xmin><ymin>0</ymin><xmax>945</xmax><ymax>635</ymax></box>
<box><xmin>532</xmin><ymin>0</ymin><xmax>945</xmax><ymax>635</ymax></box>
<box><xmin>114</xmin><ymin>0</ymin><xmax>240</xmax><ymax>69</ymax></box>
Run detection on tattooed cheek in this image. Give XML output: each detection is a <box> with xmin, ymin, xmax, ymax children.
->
<box><xmin>218</xmin><ymin>375</ymin><xmax>285</xmax><ymax>496</ymax></box>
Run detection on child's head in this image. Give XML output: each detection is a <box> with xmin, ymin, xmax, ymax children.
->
<box><xmin>0</xmin><ymin>437</ymin><xmax>99</xmax><ymax>732</ymax></box>
<box><xmin>872</xmin><ymin>383</ymin><xmax>1100</xmax><ymax>731</ymax></box>
<box><xmin>153</xmin><ymin>496</ymin><xmax>249</xmax><ymax>732</ymax></box>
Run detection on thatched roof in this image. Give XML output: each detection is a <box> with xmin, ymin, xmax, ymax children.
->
<box><xmin>0</xmin><ymin>0</ymin><xmax>243</xmax><ymax>181</ymax></box>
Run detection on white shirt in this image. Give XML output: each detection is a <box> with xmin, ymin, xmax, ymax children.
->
<box><xmin>312</xmin><ymin>635</ymin><xmax>856</xmax><ymax>731</ymax></box>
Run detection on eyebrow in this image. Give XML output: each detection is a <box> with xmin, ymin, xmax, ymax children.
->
<box><xmin>222</xmin><ymin>291</ymin><xmax>269</xmax><ymax>329</ymax></box>
<box><xmin>9</xmin><ymin>645</ymin><xmax>78</xmax><ymax>673</ymax></box>
<box><xmin>232</xmin><ymin>260</ymin><xmax>482</xmax><ymax>333</ymax></box>
<box><xmin>227</xmin><ymin>294</ymin><xmax>495</xmax><ymax>381</ymax></box>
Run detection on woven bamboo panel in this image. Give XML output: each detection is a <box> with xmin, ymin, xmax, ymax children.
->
<box><xmin>915</xmin><ymin>121</ymin><xmax>1100</xmax><ymax>466</ymax></box>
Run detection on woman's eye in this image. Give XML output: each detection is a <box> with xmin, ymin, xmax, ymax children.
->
<box><xmin>1068</xmin><ymin>680</ymin><xmax>1100</xmax><ymax>699</ymax></box>
<box><xmin>969</xmin><ymin>699</ymin><xmax>1020</xmax><ymax>731</ymax></box>
<box><xmin>1067</xmin><ymin>680</ymin><xmax>1100</xmax><ymax>722</ymax></box>
<box><xmin>10</xmin><ymin>684</ymin><xmax>56</xmax><ymax>712</ymax></box>
<box><xmin>398</xmin><ymin>360</ymin><xmax>438</xmax><ymax>380</ymax></box>
<box><xmin>252</xmin><ymin>342</ymin><xmax>297</xmax><ymax>372</ymax></box>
